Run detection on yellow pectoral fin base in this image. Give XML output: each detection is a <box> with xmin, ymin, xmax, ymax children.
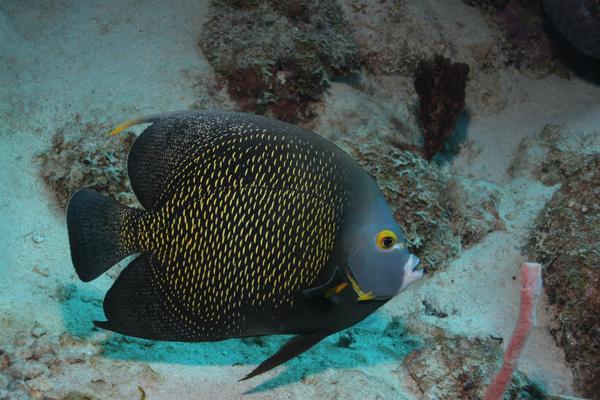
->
<box><xmin>357</xmin><ymin>292</ymin><xmax>375</xmax><ymax>301</ymax></box>
<box><xmin>347</xmin><ymin>274</ymin><xmax>374</xmax><ymax>302</ymax></box>
<box><xmin>324</xmin><ymin>282</ymin><xmax>349</xmax><ymax>299</ymax></box>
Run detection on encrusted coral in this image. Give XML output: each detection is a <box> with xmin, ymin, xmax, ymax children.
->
<box><xmin>199</xmin><ymin>0</ymin><xmax>359</xmax><ymax>123</ymax></box>
<box><xmin>414</xmin><ymin>56</ymin><xmax>470</xmax><ymax>161</ymax></box>
<box><xmin>509</xmin><ymin>123</ymin><xmax>600</xmax><ymax>185</ymax></box>
<box><xmin>38</xmin><ymin>117</ymin><xmax>137</xmax><ymax>211</ymax></box>
<box><xmin>403</xmin><ymin>322</ymin><xmax>549</xmax><ymax>400</ymax></box>
<box><xmin>527</xmin><ymin>156</ymin><xmax>600</xmax><ymax>398</ymax></box>
<box><xmin>339</xmin><ymin>141</ymin><xmax>502</xmax><ymax>272</ymax></box>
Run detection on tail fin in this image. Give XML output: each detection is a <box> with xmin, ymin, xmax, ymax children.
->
<box><xmin>66</xmin><ymin>189</ymin><xmax>142</xmax><ymax>282</ymax></box>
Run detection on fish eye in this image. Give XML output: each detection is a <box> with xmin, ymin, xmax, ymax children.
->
<box><xmin>376</xmin><ymin>230</ymin><xmax>397</xmax><ymax>250</ymax></box>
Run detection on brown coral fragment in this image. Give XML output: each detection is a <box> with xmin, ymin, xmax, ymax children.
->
<box><xmin>414</xmin><ymin>55</ymin><xmax>470</xmax><ymax>161</ymax></box>
<box><xmin>528</xmin><ymin>156</ymin><xmax>600</xmax><ymax>398</ymax></box>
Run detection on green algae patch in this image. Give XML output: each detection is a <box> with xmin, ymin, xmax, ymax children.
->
<box><xmin>527</xmin><ymin>155</ymin><xmax>600</xmax><ymax>398</ymax></box>
<box><xmin>199</xmin><ymin>0</ymin><xmax>359</xmax><ymax>123</ymax></box>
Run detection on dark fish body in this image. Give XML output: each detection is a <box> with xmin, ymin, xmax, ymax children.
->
<box><xmin>543</xmin><ymin>0</ymin><xmax>600</xmax><ymax>59</ymax></box>
<box><xmin>67</xmin><ymin>110</ymin><xmax>421</xmax><ymax>379</ymax></box>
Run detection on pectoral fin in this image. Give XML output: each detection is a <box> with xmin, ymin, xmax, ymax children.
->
<box><xmin>240</xmin><ymin>332</ymin><xmax>330</xmax><ymax>381</ymax></box>
<box><xmin>345</xmin><ymin>267</ymin><xmax>374</xmax><ymax>302</ymax></box>
<box><xmin>302</xmin><ymin>266</ymin><xmax>348</xmax><ymax>300</ymax></box>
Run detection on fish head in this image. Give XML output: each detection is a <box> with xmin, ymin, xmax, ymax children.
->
<box><xmin>342</xmin><ymin>191</ymin><xmax>423</xmax><ymax>301</ymax></box>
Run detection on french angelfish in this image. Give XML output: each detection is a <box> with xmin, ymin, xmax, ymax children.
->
<box><xmin>66</xmin><ymin>110</ymin><xmax>423</xmax><ymax>380</ymax></box>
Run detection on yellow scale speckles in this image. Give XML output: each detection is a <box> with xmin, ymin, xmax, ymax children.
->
<box><xmin>123</xmin><ymin>127</ymin><xmax>349</xmax><ymax>337</ymax></box>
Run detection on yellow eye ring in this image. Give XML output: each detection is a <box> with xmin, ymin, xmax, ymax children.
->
<box><xmin>376</xmin><ymin>230</ymin><xmax>397</xmax><ymax>250</ymax></box>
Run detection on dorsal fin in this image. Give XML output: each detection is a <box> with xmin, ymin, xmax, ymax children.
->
<box><xmin>112</xmin><ymin>111</ymin><xmax>214</xmax><ymax>209</ymax></box>
<box><xmin>112</xmin><ymin>110</ymin><xmax>357</xmax><ymax>211</ymax></box>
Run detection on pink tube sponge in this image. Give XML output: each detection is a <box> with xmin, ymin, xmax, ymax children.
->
<box><xmin>484</xmin><ymin>262</ymin><xmax>543</xmax><ymax>400</ymax></box>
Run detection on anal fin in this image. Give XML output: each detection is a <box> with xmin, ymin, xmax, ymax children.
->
<box><xmin>240</xmin><ymin>332</ymin><xmax>330</xmax><ymax>381</ymax></box>
<box><xmin>96</xmin><ymin>252</ymin><xmax>191</xmax><ymax>341</ymax></box>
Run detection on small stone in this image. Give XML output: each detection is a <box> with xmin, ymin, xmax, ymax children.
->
<box><xmin>31</xmin><ymin>342</ymin><xmax>53</xmax><ymax>360</ymax></box>
<box><xmin>54</xmin><ymin>283</ymin><xmax>77</xmax><ymax>302</ymax></box>
<box><xmin>11</xmin><ymin>360</ymin><xmax>48</xmax><ymax>380</ymax></box>
<box><xmin>79</xmin><ymin>295</ymin><xmax>102</xmax><ymax>307</ymax></box>
<box><xmin>27</xmin><ymin>376</ymin><xmax>52</xmax><ymax>393</ymax></box>
<box><xmin>29</xmin><ymin>390</ymin><xmax>43</xmax><ymax>400</ymax></box>
<box><xmin>59</xmin><ymin>333</ymin><xmax>85</xmax><ymax>347</ymax></box>
<box><xmin>336</xmin><ymin>332</ymin><xmax>355</xmax><ymax>348</ymax></box>
<box><xmin>30</xmin><ymin>323</ymin><xmax>47</xmax><ymax>339</ymax></box>
<box><xmin>16</xmin><ymin>346</ymin><xmax>33</xmax><ymax>360</ymax></box>
<box><xmin>581</xmin><ymin>206</ymin><xmax>588</xmax><ymax>213</ymax></box>
<box><xmin>567</xmin><ymin>200</ymin><xmax>576</xmax><ymax>208</ymax></box>
<box><xmin>31</xmin><ymin>231</ymin><xmax>45</xmax><ymax>244</ymax></box>
<box><xmin>14</xmin><ymin>334</ymin><xmax>34</xmax><ymax>348</ymax></box>
<box><xmin>32</xmin><ymin>267</ymin><xmax>49</xmax><ymax>277</ymax></box>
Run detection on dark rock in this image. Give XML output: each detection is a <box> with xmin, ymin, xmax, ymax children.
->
<box><xmin>414</xmin><ymin>55</ymin><xmax>470</xmax><ymax>161</ymax></box>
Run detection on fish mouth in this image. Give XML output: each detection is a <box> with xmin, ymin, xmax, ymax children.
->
<box><xmin>400</xmin><ymin>254</ymin><xmax>423</xmax><ymax>291</ymax></box>
<box><xmin>408</xmin><ymin>254</ymin><xmax>422</xmax><ymax>272</ymax></box>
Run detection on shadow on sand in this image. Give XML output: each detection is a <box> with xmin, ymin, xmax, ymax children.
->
<box><xmin>60</xmin><ymin>284</ymin><xmax>422</xmax><ymax>392</ymax></box>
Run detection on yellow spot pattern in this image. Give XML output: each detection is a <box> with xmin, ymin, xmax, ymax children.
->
<box><xmin>120</xmin><ymin>122</ymin><xmax>349</xmax><ymax>338</ymax></box>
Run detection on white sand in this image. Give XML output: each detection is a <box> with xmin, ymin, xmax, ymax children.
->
<box><xmin>1</xmin><ymin>0</ymin><xmax>599</xmax><ymax>399</ymax></box>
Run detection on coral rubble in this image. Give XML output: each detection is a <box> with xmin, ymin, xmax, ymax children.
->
<box><xmin>199</xmin><ymin>0</ymin><xmax>359</xmax><ymax>123</ymax></box>
<box><xmin>414</xmin><ymin>56</ymin><xmax>470</xmax><ymax>161</ymax></box>
<box><xmin>527</xmin><ymin>156</ymin><xmax>600</xmax><ymax>398</ymax></box>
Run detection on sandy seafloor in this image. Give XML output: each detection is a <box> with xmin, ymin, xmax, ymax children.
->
<box><xmin>0</xmin><ymin>1</ymin><xmax>599</xmax><ymax>399</ymax></box>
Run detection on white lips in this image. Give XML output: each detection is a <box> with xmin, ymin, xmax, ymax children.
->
<box><xmin>400</xmin><ymin>254</ymin><xmax>423</xmax><ymax>291</ymax></box>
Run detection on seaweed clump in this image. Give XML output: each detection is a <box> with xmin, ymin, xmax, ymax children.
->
<box><xmin>38</xmin><ymin>117</ymin><xmax>136</xmax><ymax>211</ymax></box>
<box><xmin>527</xmin><ymin>156</ymin><xmax>600</xmax><ymax>398</ymax></box>
<box><xmin>341</xmin><ymin>141</ymin><xmax>502</xmax><ymax>272</ymax></box>
<box><xmin>414</xmin><ymin>56</ymin><xmax>470</xmax><ymax>161</ymax></box>
<box><xmin>199</xmin><ymin>0</ymin><xmax>359</xmax><ymax>123</ymax></box>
